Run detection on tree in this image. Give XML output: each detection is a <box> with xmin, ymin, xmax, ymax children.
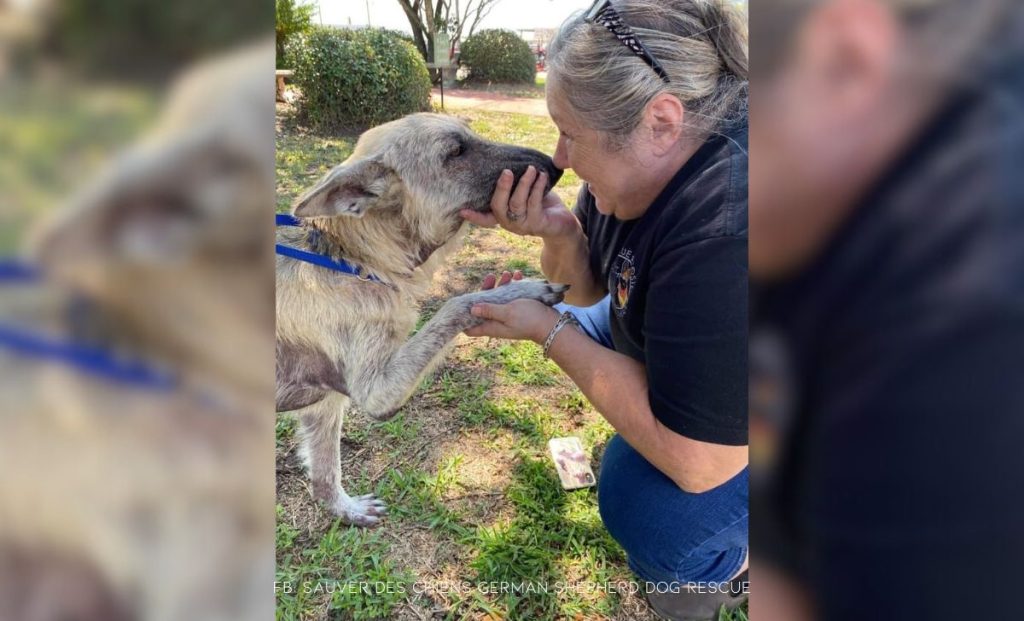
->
<box><xmin>394</xmin><ymin>0</ymin><xmax>503</xmax><ymax>69</ymax></box>
<box><xmin>276</xmin><ymin>0</ymin><xmax>316</xmax><ymax>66</ymax></box>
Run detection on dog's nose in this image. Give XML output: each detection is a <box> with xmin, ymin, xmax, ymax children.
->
<box><xmin>547</xmin><ymin>165</ymin><xmax>564</xmax><ymax>188</ymax></box>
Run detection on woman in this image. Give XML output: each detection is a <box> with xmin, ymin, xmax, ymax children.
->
<box><xmin>748</xmin><ymin>0</ymin><xmax>1024</xmax><ymax>620</ymax></box>
<box><xmin>460</xmin><ymin>0</ymin><xmax>749</xmax><ymax>618</ymax></box>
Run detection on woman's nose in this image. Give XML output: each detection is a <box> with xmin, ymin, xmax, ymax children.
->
<box><xmin>552</xmin><ymin>137</ymin><xmax>570</xmax><ymax>171</ymax></box>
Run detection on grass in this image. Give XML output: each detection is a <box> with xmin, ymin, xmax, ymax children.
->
<box><xmin>470</xmin><ymin>340</ymin><xmax>562</xmax><ymax>388</ymax></box>
<box><xmin>275</xmin><ymin>128</ymin><xmax>355</xmax><ymax>212</ymax></box>
<box><xmin>276</xmin><ymin>506</ymin><xmax>416</xmax><ymax>621</ymax></box>
<box><xmin>0</xmin><ymin>83</ymin><xmax>156</xmax><ymax>252</ymax></box>
<box><xmin>450</xmin><ymin>72</ymin><xmax>548</xmax><ymax>100</ymax></box>
<box><xmin>459</xmin><ymin>455</ymin><xmax>626</xmax><ymax>619</ymax></box>
<box><xmin>276</xmin><ymin>106</ymin><xmax>747</xmax><ymax>620</ymax></box>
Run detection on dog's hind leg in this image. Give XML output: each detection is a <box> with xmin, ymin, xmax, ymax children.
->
<box><xmin>295</xmin><ymin>393</ymin><xmax>387</xmax><ymax>526</ymax></box>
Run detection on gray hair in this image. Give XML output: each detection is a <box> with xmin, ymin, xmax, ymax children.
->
<box><xmin>547</xmin><ymin>0</ymin><xmax>748</xmax><ymax>147</ymax></box>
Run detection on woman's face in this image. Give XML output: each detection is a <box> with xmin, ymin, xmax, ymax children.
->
<box><xmin>546</xmin><ymin>81</ymin><xmax>649</xmax><ymax>219</ymax></box>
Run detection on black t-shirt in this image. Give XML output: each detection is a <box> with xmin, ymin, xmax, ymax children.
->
<box><xmin>750</xmin><ymin>42</ymin><xmax>1024</xmax><ymax>620</ymax></box>
<box><xmin>573</xmin><ymin>120</ymin><xmax>749</xmax><ymax>446</ymax></box>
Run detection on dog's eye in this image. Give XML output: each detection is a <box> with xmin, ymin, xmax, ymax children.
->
<box><xmin>447</xmin><ymin>141</ymin><xmax>465</xmax><ymax>160</ymax></box>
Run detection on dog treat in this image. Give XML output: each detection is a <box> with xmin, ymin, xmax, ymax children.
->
<box><xmin>548</xmin><ymin>437</ymin><xmax>596</xmax><ymax>490</ymax></box>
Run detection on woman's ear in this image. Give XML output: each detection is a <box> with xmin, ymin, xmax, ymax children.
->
<box><xmin>645</xmin><ymin>93</ymin><xmax>686</xmax><ymax>154</ymax></box>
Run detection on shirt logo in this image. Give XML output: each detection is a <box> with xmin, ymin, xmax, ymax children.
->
<box><xmin>612</xmin><ymin>249</ymin><xmax>636</xmax><ymax>317</ymax></box>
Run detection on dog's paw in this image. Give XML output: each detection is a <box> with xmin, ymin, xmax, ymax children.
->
<box><xmin>475</xmin><ymin>280</ymin><xmax>569</xmax><ymax>307</ymax></box>
<box><xmin>335</xmin><ymin>494</ymin><xmax>388</xmax><ymax>527</ymax></box>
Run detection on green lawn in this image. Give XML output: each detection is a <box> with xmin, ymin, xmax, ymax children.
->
<box><xmin>449</xmin><ymin>72</ymin><xmax>548</xmax><ymax>100</ymax></box>
<box><xmin>0</xmin><ymin>85</ymin><xmax>156</xmax><ymax>252</ymax></box>
<box><xmin>276</xmin><ymin>108</ymin><xmax>747</xmax><ymax>621</ymax></box>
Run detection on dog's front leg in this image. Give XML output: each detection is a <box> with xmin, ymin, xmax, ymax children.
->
<box><xmin>351</xmin><ymin>281</ymin><xmax>568</xmax><ymax>419</ymax></box>
<box><xmin>294</xmin><ymin>393</ymin><xmax>387</xmax><ymax>526</ymax></box>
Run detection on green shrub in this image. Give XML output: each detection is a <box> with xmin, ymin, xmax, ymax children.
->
<box><xmin>459</xmin><ymin>29</ymin><xmax>536</xmax><ymax>84</ymax></box>
<box><xmin>377</xmin><ymin>28</ymin><xmax>417</xmax><ymax>49</ymax></box>
<box><xmin>288</xmin><ymin>27</ymin><xmax>431</xmax><ymax>131</ymax></box>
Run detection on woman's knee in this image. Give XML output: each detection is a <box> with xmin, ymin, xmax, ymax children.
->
<box><xmin>596</xmin><ymin>435</ymin><xmax>749</xmax><ymax>583</ymax></box>
<box><xmin>597</xmin><ymin>435</ymin><xmax>677</xmax><ymax>564</ymax></box>
<box><xmin>596</xmin><ymin>435</ymin><xmax>639</xmax><ymax>538</ymax></box>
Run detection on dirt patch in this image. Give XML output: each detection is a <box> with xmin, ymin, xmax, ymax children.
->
<box><xmin>431</xmin><ymin>88</ymin><xmax>550</xmax><ymax>117</ymax></box>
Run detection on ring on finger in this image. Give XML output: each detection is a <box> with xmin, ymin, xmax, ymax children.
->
<box><xmin>506</xmin><ymin>207</ymin><xmax>520</xmax><ymax>222</ymax></box>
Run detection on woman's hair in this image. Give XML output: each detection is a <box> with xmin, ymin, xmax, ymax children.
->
<box><xmin>547</xmin><ymin>0</ymin><xmax>748</xmax><ymax>147</ymax></box>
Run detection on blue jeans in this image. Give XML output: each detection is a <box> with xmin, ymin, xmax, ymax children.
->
<box><xmin>556</xmin><ymin>296</ymin><xmax>749</xmax><ymax>584</ymax></box>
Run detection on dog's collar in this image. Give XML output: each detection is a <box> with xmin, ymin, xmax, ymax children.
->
<box><xmin>0</xmin><ymin>259</ymin><xmax>180</xmax><ymax>392</ymax></box>
<box><xmin>275</xmin><ymin>214</ymin><xmax>393</xmax><ymax>287</ymax></box>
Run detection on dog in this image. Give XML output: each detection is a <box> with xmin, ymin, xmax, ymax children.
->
<box><xmin>29</xmin><ymin>40</ymin><xmax>276</xmax><ymax>407</ymax></box>
<box><xmin>276</xmin><ymin>112</ymin><xmax>566</xmax><ymax>526</ymax></box>
<box><xmin>0</xmin><ymin>40</ymin><xmax>276</xmax><ymax>621</ymax></box>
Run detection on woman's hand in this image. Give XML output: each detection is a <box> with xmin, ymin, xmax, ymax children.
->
<box><xmin>465</xmin><ymin>298</ymin><xmax>560</xmax><ymax>343</ymax></box>
<box><xmin>461</xmin><ymin>166</ymin><xmax>580</xmax><ymax>240</ymax></box>
<box><xmin>464</xmin><ymin>269</ymin><xmax>560</xmax><ymax>342</ymax></box>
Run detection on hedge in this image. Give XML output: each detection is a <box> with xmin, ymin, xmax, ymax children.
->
<box><xmin>459</xmin><ymin>29</ymin><xmax>536</xmax><ymax>84</ymax></box>
<box><xmin>288</xmin><ymin>27</ymin><xmax>431</xmax><ymax>131</ymax></box>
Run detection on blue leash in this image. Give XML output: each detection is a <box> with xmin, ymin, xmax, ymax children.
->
<box><xmin>0</xmin><ymin>258</ymin><xmax>179</xmax><ymax>392</ymax></box>
<box><xmin>275</xmin><ymin>213</ymin><xmax>388</xmax><ymax>285</ymax></box>
<box><xmin>0</xmin><ymin>259</ymin><xmax>42</xmax><ymax>282</ymax></box>
<box><xmin>0</xmin><ymin>211</ymin><xmax>383</xmax><ymax>391</ymax></box>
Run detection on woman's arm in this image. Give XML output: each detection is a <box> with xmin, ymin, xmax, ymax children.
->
<box><xmin>549</xmin><ymin>313</ymin><xmax>748</xmax><ymax>492</ymax></box>
<box><xmin>467</xmin><ymin>300</ymin><xmax>748</xmax><ymax>493</ymax></box>
<box><xmin>540</xmin><ymin>224</ymin><xmax>606</xmax><ymax>307</ymax></box>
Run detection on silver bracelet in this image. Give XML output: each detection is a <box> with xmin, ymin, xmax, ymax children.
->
<box><xmin>542</xmin><ymin>311</ymin><xmax>581</xmax><ymax>358</ymax></box>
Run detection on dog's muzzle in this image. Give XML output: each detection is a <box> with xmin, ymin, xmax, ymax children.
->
<box><xmin>547</xmin><ymin>166</ymin><xmax>565</xmax><ymax>189</ymax></box>
<box><xmin>466</xmin><ymin>152</ymin><xmax>565</xmax><ymax>214</ymax></box>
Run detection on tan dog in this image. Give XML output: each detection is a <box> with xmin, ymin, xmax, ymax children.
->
<box><xmin>0</xmin><ymin>40</ymin><xmax>275</xmax><ymax>621</ymax></box>
<box><xmin>276</xmin><ymin>113</ymin><xmax>565</xmax><ymax>526</ymax></box>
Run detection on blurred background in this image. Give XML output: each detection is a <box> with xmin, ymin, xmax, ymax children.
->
<box><xmin>0</xmin><ymin>1</ymin><xmax>275</xmax><ymax>620</ymax></box>
<box><xmin>1</xmin><ymin>0</ymin><xmax>269</xmax><ymax>244</ymax></box>
<box><xmin>749</xmin><ymin>0</ymin><xmax>1024</xmax><ymax>619</ymax></box>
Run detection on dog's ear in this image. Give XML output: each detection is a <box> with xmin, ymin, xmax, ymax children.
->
<box><xmin>292</xmin><ymin>158</ymin><xmax>398</xmax><ymax>218</ymax></box>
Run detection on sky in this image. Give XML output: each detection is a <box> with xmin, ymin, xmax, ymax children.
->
<box><xmin>317</xmin><ymin>0</ymin><xmax>589</xmax><ymax>33</ymax></box>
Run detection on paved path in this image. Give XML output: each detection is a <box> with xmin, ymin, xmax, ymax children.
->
<box><xmin>430</xmin><ymin>88</ymin><xmax>549</xmax><ymax>117</ymax></box>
